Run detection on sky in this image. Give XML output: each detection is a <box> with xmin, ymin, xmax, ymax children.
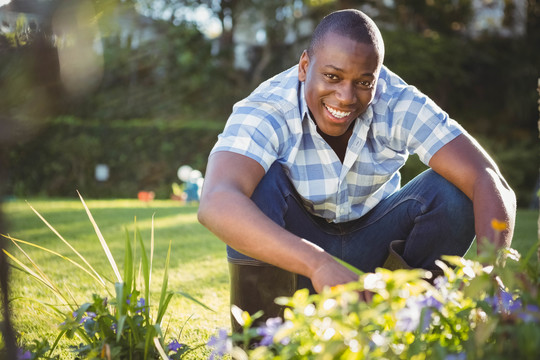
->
<box><xmin>0</xmin><ymin>0</ymin><xmax>9</xmax><ymax>6</ymax></box>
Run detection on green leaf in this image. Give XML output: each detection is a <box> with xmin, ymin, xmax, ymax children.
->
<box><xmin>117</xmin><ymin>314</ymin><xmax>127</xmax><ymax>343</ymax></box>
<box><xmin>78</xmin><ymin>191</ymin><xmax>122</xmax><ymax>283</ymax></box>
<box><xmin>124</xmin><ymin>227</ymin><xmax>133</xmax><ymax>296</ymax></box>
<box><xmin>156</xmin><ymin>241</ymin><xmax>172</xmax><ymax>324</ymax></box>
<box><xmin>25</xmin><ymin>202</ymin><xmax>108</xmax><ymax>288</ymax></box>
<box><xmin>115</xmin><ymin>282</ymin><xmax>125</xmax><ymax>316</ymax></box>
<box><xmin>137</xmin><ymin>223</ymin><xmax>151</xmax><ymax>317</ymax></box>
<box><xmin>333</xmin><ymin>256</ymin><xmax>364</xmax><ymax>276</ymax></box>
<box><xmin>175</xmin><ymin>291</ymin><xmax>215</xmax><ymax>312</ymax></box>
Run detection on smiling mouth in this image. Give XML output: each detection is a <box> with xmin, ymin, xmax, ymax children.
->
<box><xmin>325</xmin><ymin>104</ymin><xmax>351</xmax><ymax>119</ymax></box>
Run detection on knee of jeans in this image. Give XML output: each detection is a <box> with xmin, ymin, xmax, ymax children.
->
<box><xmin>250</xmin><ymin>162</ymin><xmax>293</xmax><ymax>224</ymax></box>
<box><xmin>432</xmin><ymin>174</ymin><xmax>475</xmax><ymax>238</ymax></box>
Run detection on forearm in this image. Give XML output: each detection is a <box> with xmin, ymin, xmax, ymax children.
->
<box><xmin>472</xmin><ymin>168</ymin><xmax>516</xmax><ymax>251</ymax></box>
<box><xmin>197</xmin><ymin>188</ymin><xmax>335</xmax><ymax>279</ymax></box>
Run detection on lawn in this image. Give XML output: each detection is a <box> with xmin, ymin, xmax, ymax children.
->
<box><xmin>3</xmin><ymin>198</ymin><xmax>230</xmax><ymax>359</ymax></box>
<box><xmin>2</xmin><ymin>198</ymin><xmax>538</xmax><ymax>358</ymax></box>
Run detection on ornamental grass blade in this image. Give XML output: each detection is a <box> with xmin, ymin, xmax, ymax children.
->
<box><xmin>150</xmin><ymin>214</ymin><xmax>155</xmax><ymax>291</ymax></box>
<box><xmin>5</xmin><ymin>236</ymin><xmax>107</xmax><ymax>291</ymax></box>
<box><xmin>137</xmin><ymin>227</ymin><xmax>151</xmax><ymax>316</ymax></box>
<box><xmin>27</xmin><ymin>202</ymin><xmax>107</xmax><ymax>288</ymax></box>
<box><xmin>3</xmin><ymin>249</ymin><xmax>54</xmax><ymax>292</ymax></box>
<box><xmin>333</xmin><ymin>256</ymin><xmax>364</xmax><ymax>276</ymax></box>
<box><xmin>175</xmin><ymin>291</ymin><xmax>215</xmax><ymax>312</ymax></box>
<box><xmin>156</xmin><ymin>241</ymin><xmax>172</xmax><ymax>325</ymax></box>
<box><xmin>77</xmin><ymin>190</ymin><xmax>122</xmax><ymax>283</ymax></box>
<box><xmin>6</xmin><ymin>238</ymin><xmax>71</xmax><ymax>307</ymax></box>
<box><xmin>153</xmin><ymin>337</ymin><xmax>169</xmax><ymax>360</ymax></box>
<box><xmin>123</xmin><ymin>227</ymin><xmax>133</xmax><ymax>295</ymax></box>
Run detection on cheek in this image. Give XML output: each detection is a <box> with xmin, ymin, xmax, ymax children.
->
<box><xmin>360</xmin><ymin>90</ymin><xmax>376</xmax><ymax>105</ymax></box>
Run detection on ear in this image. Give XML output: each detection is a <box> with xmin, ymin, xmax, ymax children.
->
<box><xmin>298</xmin><ymin>50</ymin><xmax>309</xmax><ymax>82</ymax></box>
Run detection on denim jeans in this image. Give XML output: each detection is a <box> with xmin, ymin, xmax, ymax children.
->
<box><xmin>227</xmin><ymin>162</ymin><xmax>475</xmax><ymax>290</ymax></box>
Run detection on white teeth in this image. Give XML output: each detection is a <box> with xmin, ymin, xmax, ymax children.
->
<box><xmin>325</xmin><ymin>105</ymin><xmax>350</xmax><ymax>119</ymax></box>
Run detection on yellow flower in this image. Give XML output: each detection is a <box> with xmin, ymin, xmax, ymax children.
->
<box><xmin>491</xmin><ymin>219</ymin><xmax>507</xmax><ymax>232</ymax></box>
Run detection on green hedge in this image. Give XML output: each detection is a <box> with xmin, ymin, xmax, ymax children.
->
<box><xmin>5</xmin><ymin>116</ymin><xmax>537</xmax><ymax>207</ymax></box>
<box><xmin>6</xmin><ymin>117</ymin><xmax>222</xmax><ymax>199</ymax></box>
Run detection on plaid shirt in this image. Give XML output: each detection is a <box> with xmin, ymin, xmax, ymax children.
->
<box><xmin>211</xmin><ymin>65</ymin><xmax>463</xmax><ymax>223</ymax></box>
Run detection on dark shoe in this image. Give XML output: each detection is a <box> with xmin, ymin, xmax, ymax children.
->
<box><xmin>228</xmin><ymin>262</ymin><xmax>297</xmax><ymax>334</ymax></box>
<box><xmin>382</xmin><ymin>240</ymin><xmax>444</xmax><ymax>283</ymax></box>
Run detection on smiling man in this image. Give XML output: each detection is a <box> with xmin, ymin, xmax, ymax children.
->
<box><xmin>198</xmin><ymin>9</ymin><xmax>516</xmax><ymax>331</ymax></box>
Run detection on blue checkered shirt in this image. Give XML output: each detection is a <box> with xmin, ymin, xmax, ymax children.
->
<box><xmin>211</xmin><ymin>65</ymin><xmax>464</xmax><ymax>223</ymax></box>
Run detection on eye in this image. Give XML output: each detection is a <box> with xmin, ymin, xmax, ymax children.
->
<box><xmin>324</xmin><ymin>73</ymin><xmax>339</xmax><ymax>81</ymax></box>
<box><xmin>357</xmin><ymin>80</ymin><xmax>374</xmax><ymax>88</ymax></box>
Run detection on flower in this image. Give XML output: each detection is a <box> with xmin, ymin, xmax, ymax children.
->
<box><xmin>207</xmin><ymin>329</ymin><xmax>232</xmax><ymax>360</ymax></box>
<box><xmin>490</xmin><ymin>219</ymin><xmax>507</xmax><ymax>232</ymax></box>
<box><xmin>136</xmin><ymin>297</ymin><xmax>146</xmax><ymax>314</ymax></box>
<box><xmin>518</xmin><ymin>304</ymin><xmax>540</xmax><ymax>323</ymax></box>
<box><xmin>485</xmin><ymin>289</ymin><xmax>522</xmax><ymax>314</ymax></box>
<box><xmin>16</xmin><ymin>348</ymin><xmax>31</xmax><ymax>360</ymax></box>
<box><xmin>445</xmin><ymin>353</ymin><xmax>466</xmax><ymax>360</ymax></box>
<box><xmin>81</xmin><ymin>312</ymin><xmax>96</xmax><ymax>323</ymax></box>
<box><xmin>396</xmin><ymin>299</ymin><xmax>422</xmax><ymax>332</ymax></box>
<box><xmin>395</xmin><ymin>293</ymin><xmax>441</xmax><ymax>333</ymax></box>
<box><xmin>256</xmin><ymin>317</ymin><xmax>284</xmax><ymax>346</ymax></box>
<box><xmin>168</xmin><ymin>339</ymin><xmax>184</xmax><ymax>353</ymax></box>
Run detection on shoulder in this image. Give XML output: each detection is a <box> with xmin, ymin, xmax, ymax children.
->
<box><xmin>230</xmin><ymin>65</ymin><xmax>303</xmax><ymax>130</ymax></box>
<box><xmin>243</xmin><ymin>65</ymin><xmax>301</xmax><ymax>112</ymax></box>
<box><xmin>372</xmin><ymin>66</ymin><xmax>445</xmax><ymax>120</ymax></box>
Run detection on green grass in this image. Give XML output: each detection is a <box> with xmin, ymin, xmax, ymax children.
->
<box><xmin>3</xmin><ymin>198</ymin><xmax>230</xmax><ymax>359</ymax></box>
<box><xmin>2</xmin><ymin>198</ymin><xmax>538</xmax><ymax>358</ymax></box>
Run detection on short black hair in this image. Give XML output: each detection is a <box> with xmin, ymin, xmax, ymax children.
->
<box><xmin>307</xmin><ymin>9</ymin><xmax>384</xmax><ymax>62</ymax></box>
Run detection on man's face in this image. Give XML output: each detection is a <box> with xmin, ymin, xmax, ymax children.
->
<box><xmin>298</xmin><ymin>32</ymin><xmax>381</xmax><ymax>137</ymax></box>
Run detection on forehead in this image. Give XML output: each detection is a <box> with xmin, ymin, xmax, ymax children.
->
<box><xmin>310</xmin><ymin>32</ymin><xmax>381</xmax><ymax>72</ymax></box>
<box><xmin>313</xmin><ymin>31</ymin><xmax>379</xmax><ymax>57</ymax></box>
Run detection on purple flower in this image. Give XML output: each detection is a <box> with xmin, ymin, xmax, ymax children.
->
<box><xmin>17</xmin><ymin>348</ymin><xmax>31</xmax><ymax>360</ymax></box>
<box><xmin>136</xmin><ymin>297</ymin><xmax>146</xmax><ymax>314</ymax></box>
<box><xmin>256</xmin><ymin>317</ymin><xmax>283</xmax><ymax>346</ymax></box>
<box><xmin>418</xmin><ymin>294</ymin><xmax>443</xmax><ymax>310</ymax></box>
<box><xmin>168</xmin><ymin>339</ymin><xmax>184</xmax><ymax>353</ymax></box>
<box><xmin>518</xmin><ymin>304</ymin><xmax>540</xmax><ymax>323</ymax></box>
<box><xmin>445</xmin><ymin>353</ymin><xmax>466</xmax><ymax>360</ymax></box>
<box><xmin>396</xmin><ymin>302</ymin><xmax>421</xmax><ymax>332</ymax></box>
<box><xmin>111</xmin><ymin>323</ymin><xmax>117</xmax><ymax>333</ymax></box>
<box><xmin>396</xmin><ymin>294</ymin><xmax>438</xmax><ymax>332</ymax></box>
<box><xmin>81</xmin><ymin>312</ymin><xmax>96</xmax><ymax>323</ymax></box>
<box><xmin>485</xmin><ymin>289</ymin><xmax>522</xmax><ymax>314</ymax></box>
<box><xmin>207</xmin><ymin>329</ymin><xmax>232</xmax><ymax>360</ymax></box>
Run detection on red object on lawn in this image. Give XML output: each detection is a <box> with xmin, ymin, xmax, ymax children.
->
<box><xmin>138</xmin><ymin>191</ymin><xmax>155</xmax><ymax>202</ymax></box>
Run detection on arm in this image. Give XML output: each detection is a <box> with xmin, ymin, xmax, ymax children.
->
<box><xmin>428</xmin><ymin>133</ymin><xmax>516</xmax><ymax>250</ymax></box>
<box><xmin>197</xmin><ymin>151</ymin><xmax>360</xmax><ymax>293</ymax></box>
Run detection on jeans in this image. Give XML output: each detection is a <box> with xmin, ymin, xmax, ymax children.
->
<box><xmin>227</xmin><ymin>162</ymin><xmax>475</xmax><ymax>290</ymax></box>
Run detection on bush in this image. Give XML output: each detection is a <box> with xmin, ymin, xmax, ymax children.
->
<box><xmin>208</xmin><ymin>237</ymin><xmax>540</xmax><ymax>359</ymax></box>
<box><xmin>6</xmin><ymin>117</ymin><xmax>222</xmax><ymax>199</ymax></box>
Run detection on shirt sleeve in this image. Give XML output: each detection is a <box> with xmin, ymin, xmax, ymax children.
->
<box><xmin>210</xmin><ymin>100</ymin><xmax>284</xmax><ymax>172</ymax></box>
<box><xmin>394</xmin><ymin>87</ymin><xmax>464</xmax><ymax>165</ymax></box>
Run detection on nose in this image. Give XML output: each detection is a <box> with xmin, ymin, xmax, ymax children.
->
<box><xmin>335</xmin><ymin>82</ymin><xmax>357</xmax><ymax>105</ymax></box>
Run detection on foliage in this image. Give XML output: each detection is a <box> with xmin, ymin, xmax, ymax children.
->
<box><xmin>1</xmin><ymin>1</ymin><xmax>538</xmax><ymax>205</ymax></box>
<box><xmin>3</xmin><ymin>193</ymin><xmax>212</xmax><ymax>359</ymax></box>
<box><xmin>6</xmin><ymin>117</ymin><xmax>222</xmax><ymax>199</ymax></box>
<box><xmin>208</xmin><ymin>241</ymin><xmax>540</xmax><ymax>359</ymax></box>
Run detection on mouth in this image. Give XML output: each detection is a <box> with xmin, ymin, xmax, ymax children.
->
<box><xmin>324</xmin><ymin>104</ymin><xmax>352</xmax><ymax>119</ymax></box>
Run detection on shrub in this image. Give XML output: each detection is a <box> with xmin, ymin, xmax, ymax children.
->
<box><xmin>208</xmin><ymin>240</ymin><xmax>540</xmax><ymax>359</ymax></box>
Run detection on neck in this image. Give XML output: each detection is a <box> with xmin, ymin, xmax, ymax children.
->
<box><xmin>316</xmin><ymin>121</ymin><xmax>355</xmax><ymax>163</ymax></box>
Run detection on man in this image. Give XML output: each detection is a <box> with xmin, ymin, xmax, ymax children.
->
<box><xmin>198</xmin><ymin>9</ymin><xmax>516</xmax><ymax>331</ymax></box>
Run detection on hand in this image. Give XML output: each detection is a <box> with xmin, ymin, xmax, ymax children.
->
<box><xmin>310</xmin><ymin>259</ymin><xmax>360</xmax><ymax>294</ymax></box>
